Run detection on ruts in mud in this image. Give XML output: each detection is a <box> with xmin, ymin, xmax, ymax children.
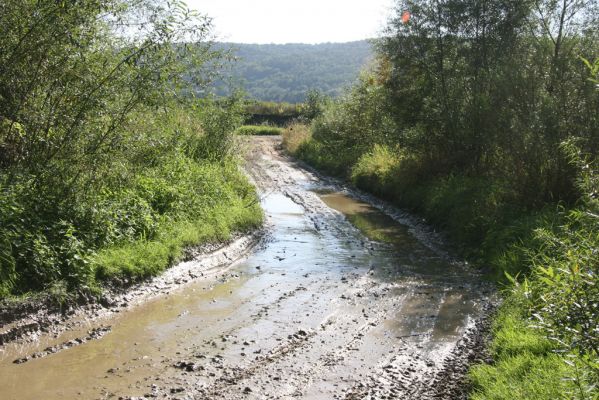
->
<box><xmin>0</xmin><ymin>136</ymin><xmax>495</xmax><ymax>400</ymax></box>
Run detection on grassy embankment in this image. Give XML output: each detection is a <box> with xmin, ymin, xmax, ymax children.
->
<box><xmin>282</xmin><ymin>123</ymin><xmax>598</xmax><ymax>398</ymax></box>
<box><xmin>93</xmin><ymin>112</ymin><xmax>264</xmax><ymax>283</ymax></box>
<box><xmin>0</xmin><ymin>106</ymin><xmax>263</xmax><ymax>301</ymax></box>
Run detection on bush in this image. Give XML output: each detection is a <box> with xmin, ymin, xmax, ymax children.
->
<box><xmin>0</xmin><ymin>1</ymin><xmax>264</xmax><ymax>299</ymax></box>
<box><xmin>0</xmin><ymin>103</ymin><xmax>264</xmax><ymax>299</ymax></box>
<box><xmin>296</xmin><ymin>140</ymin><xmax>348</xmax><ymax>176</ymax></box>
<box><xmin>94</xmin><ymin>189</ymin><xmax>262</xmax><ymax>282</ymax></box>
<box><xmin>351</xmin><ymin>144</ymin><xmax>400</xmax><ymax>194</ymax></box>
<box><xmin>526</xmin><ymin>155</ymin><xmax>599</xmax><ymax>376</ymax></box>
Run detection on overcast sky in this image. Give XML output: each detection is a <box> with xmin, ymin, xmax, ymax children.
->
<box><xmin>186</xmin><ymin>0</ymin><xmax>395</xmax><ymax>44</ymax></box>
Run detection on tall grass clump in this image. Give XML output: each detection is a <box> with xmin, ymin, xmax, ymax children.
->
<box><xmin>282</xmin><ymin>123</ymin><xmax>312</xmax><ymax>155</ymax></box>
<box><xmin>236</xmin><ymin>125</ymin><xmax>283</xmax><ymax>136</ymax></box>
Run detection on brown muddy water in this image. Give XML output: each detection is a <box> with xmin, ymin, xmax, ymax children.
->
<box><xmin>0</xmin><ymin>186</ymin><xmax>488</xmax><ymax>399</ymax></box>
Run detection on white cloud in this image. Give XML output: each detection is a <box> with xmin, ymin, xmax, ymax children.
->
<box><xmin>187</xmin><ymin>0</ymin><xmax>394</xmax><ymax>44</ymax></box>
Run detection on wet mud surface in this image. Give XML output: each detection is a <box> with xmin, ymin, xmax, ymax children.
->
<box><xmin>0</xmin><ymin>136</ymin><xmax>495</xmax><ymax>399</ymax></box>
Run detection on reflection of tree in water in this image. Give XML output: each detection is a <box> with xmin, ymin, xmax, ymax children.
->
<box><xmin>346</xmin><ymin>211</ymin><xmax>403</xmax><ymax>244</ymax></box>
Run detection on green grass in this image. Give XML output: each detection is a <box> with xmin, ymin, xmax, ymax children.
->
<box><xmin>94</xmin><ymin>202</ymin><xmax>262</xmax><ymax>282</ymax></box>
<box><xmin>236</xmin><ymin>125</ymin><xmax>283</xmax><ymax>136</ymax></box>
<box><xmin>468</xmin><ymin>294</ymin><xmax>584</xmax><ymax>400</ymax></box>
<box><xmin>92</xmin><ymin>160</ymin><xmax>263</xmax><ymax>283</ymax></box>
<box><xmin>90</xmin><ymin>157</ymin><xmax>264</xmax><ymax>284</ymax></box>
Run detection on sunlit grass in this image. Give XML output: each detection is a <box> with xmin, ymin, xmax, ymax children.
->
<box><xmin>282</xmin><ymin>123</ymin><xmax>312</xmax><ymax>154</ymax></box>
<box><xmin>94</xmin><ymin>200</ymin><xmax>262</xmax><ymax>282</ymax></box>
<box><xmin>468</xmin><ymin>294</ymin><xmax>581</xmax><ymax>400</ymax></box>
<box><xmin>236</xmin><ymin>125</ymin><xmax>283</xmax><ymax>136</ymax></box>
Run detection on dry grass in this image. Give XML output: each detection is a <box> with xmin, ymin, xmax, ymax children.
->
<box><xmin>282</xmin><ymin>123</ymin><xmax>311</xmax><ymax>154</ymax></box>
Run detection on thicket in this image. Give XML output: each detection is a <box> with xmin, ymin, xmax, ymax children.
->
<box><xmin>283</xmin><ymin>0</ymin><xmax>598</xmax><ymax>397</ymax></box>
<box><xmin>0</xmin><ymin>1</ymin><xmax>262</xmax><ymax>299</ymax></box>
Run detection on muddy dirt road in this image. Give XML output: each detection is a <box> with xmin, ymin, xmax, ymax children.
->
<box><xmin>0</xmin><ymin>137</ymin><xmax>494</xmax><ymax>399</ymax></box>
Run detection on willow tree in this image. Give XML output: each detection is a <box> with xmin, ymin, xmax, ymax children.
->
<box><xmin>0</xmin><ymin>0</ymin><xmax>219</xmax><ymax>186</ymax></box>
<box><xmin>379</xmin><ymin>0</ymin><xmax>599</xmax><ymax>204</ymax></box>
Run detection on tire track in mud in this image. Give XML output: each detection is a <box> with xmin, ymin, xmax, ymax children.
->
<box><xmin>232</xmin><ymin>137</ymin><xmax>496</xmax><ymax>400</ymax></box>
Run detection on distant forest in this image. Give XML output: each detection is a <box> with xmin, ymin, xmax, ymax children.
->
<box><xmin>212</xmin><ymin>41</ymin><xmax>373</xmax><ymax>103</ymax></box>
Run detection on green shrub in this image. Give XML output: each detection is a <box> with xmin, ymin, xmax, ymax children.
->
<box><xmin>469</xmin><ymin>159</ymin><xmax>598</xmax><ymax>400</ymax></box>
<box><xmin>0</xmin><ymin>102</ymin><xmax>263</xmax><ymax>299</ymax></box>
<box><xmin>94</xmin><ymin>193</ymin><xmax>262</xmax><ymax>282</ymax></box>
<box><xmin>526</xmin><ymin>156</ymin><xmax>599</xmax><ymax>374</ymax></box>
<box><xmin>0</xmin><ymin>233</ymin><xmax>15</xmax><ymax>297</ymax></box>
<box><xmin>295</xmin><ymin>139</ymin><xmax>349</xmax><ymax>176</ymax></box>
<box><xmin>90</xmin><ymin>154</ymin><xmax>264</xmax><ymax>282</ymax></box>
<box><xmin>351</xmin><ymin>144</ymin><xmax>400</xmax><ymax>194</ymax></box>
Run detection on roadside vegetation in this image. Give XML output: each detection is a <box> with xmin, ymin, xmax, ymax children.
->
<box><xmin>242</xmin><ymin>92</ymin><xmax>328</xmax><ymax>126</ymax></box>
<box><xmin>236</xmin><ymin>125</ymin><xmax>283</xmax><ymax>136</ymax></box>
<box><xmin>282</xmin><ymin>0</ymin><xmax>598</xmax><ymax>397</ymax></box>
<box><xmin>243</xmin><ymin>100</ymin><xmax>303</xmax><ymax>126</ymax></box>
<box><xmin>0</xmin><ymin>1</ymin><xmax>262</xmax><ymax>301</ymax></box>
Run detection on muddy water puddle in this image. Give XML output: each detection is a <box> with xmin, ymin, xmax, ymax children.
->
<box><xmin>315</xmin><ymin>189</ymin><xmax>410</xmax><ymax>245</ymax></box>
<box><xmin>0</xmin><ymin>187</ymin><xmax>485</xmax><ymax>399</ymax></box>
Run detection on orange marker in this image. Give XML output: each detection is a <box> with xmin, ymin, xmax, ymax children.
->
<box><xmin>402</xmin><ymin>11</ymin><xmax>411</xmax><ymax>24</ymax></box>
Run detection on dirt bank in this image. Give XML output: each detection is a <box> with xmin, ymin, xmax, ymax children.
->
<box><xmin>0</xmin><ymin>231</ymin><xmax>264</xmax><ymax>347</ymax></box>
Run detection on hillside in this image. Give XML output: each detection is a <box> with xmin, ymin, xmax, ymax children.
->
<box><xmin>213</xmin><ymin>41</ymin><xmax>374</xmax><ymax>103</ymax></box>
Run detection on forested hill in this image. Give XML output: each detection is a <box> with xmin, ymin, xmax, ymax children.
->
<box><xmin>213</xmin><ymin>41</ymin><xmax>374</xmax><ymax>103</ymax></box>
